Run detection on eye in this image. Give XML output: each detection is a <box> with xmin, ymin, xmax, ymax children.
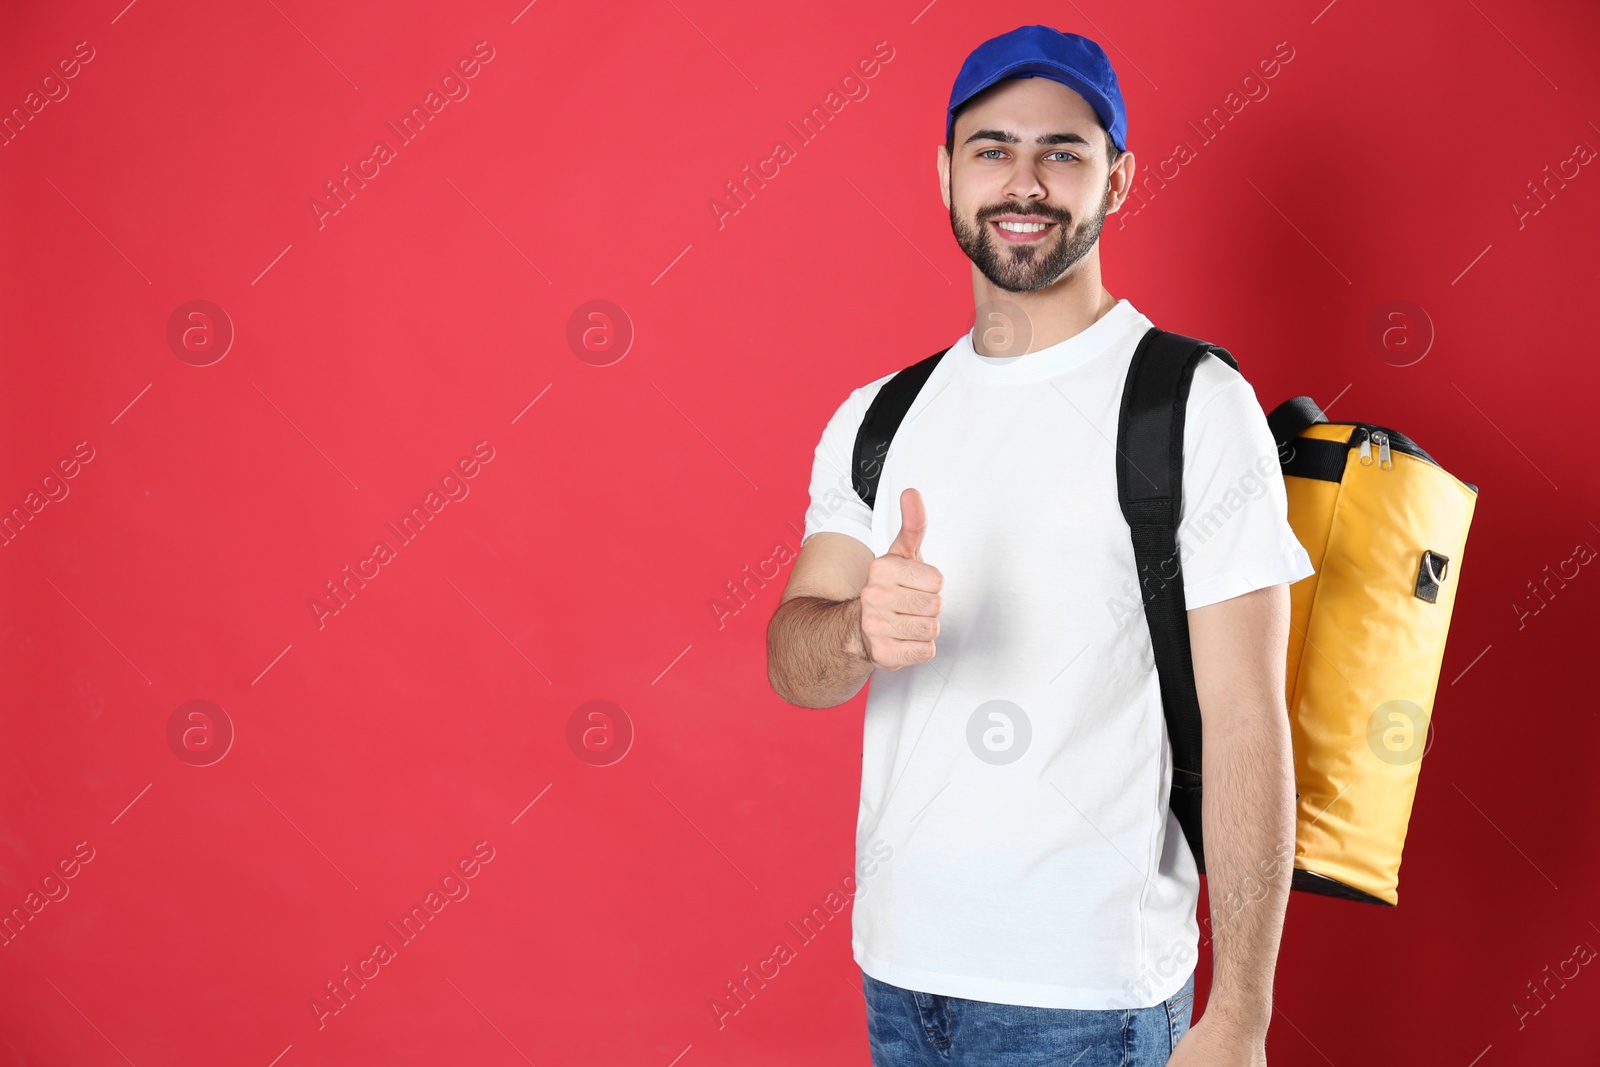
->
<box><xmin>975</xmin><ymin>148</ymin><xmax>1079</xmax><ymax>162</ymax></box>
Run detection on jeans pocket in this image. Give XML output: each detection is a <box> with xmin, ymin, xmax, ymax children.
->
<box><xmin>1164</xmin><ymin>989</ymin><xmax>1194</xmax><ymax>1052</ymax></box>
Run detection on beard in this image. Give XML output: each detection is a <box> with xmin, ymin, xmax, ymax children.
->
<box><xmin>949</xmin><ymin>176</ymin><xmax>1112</xmax><ymax>293</ymax></box>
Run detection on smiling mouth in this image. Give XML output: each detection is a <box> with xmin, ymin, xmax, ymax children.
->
<box><xmin>990</xmin><ymin>219</ymin><xmax>1058</xmax><ymax>242</ymax></box>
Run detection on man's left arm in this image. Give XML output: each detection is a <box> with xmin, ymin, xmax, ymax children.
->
<box><xmin>1184</xmin><ymin>580</ymin><xmax>1298</xmax><ymax>1048</ymax></box>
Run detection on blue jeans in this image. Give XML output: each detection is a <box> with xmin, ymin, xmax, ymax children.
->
<box><xmin>864</xmin><ymin>967</ymin><xmax>1196</xmax><ymax>1066</ymax></box>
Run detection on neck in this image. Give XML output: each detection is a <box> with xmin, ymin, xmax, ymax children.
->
<box><xmin>970</xmin><ymin>260</ymin><xmax>1117</xmax><ymax>357</ymax></box>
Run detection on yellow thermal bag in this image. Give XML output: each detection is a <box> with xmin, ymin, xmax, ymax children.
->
<box><xmin>1266</xmin><ymin>395</ymin><xmax>1479</xmax><ymax>904</ymax></box>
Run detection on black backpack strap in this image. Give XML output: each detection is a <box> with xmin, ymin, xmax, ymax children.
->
<box><xmin>1116</xmin><ymin>327</ymin><xmax>1239</xmax><ymax>875</ymax></box>
<box><xmin>1266</xmin><ymin>396</ymin><xmax>1326</xmax><ymax>451</ymax></box>
<box><xmin>851</xmin><ymin>348</ymin><xmax>950</xmax><ymax>509</ymax></box>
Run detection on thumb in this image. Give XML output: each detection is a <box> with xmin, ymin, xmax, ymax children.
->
<box><xmin>887</xmin><ymin>487</ymin><xmax>927</xmax><ymax>562</ymax></box>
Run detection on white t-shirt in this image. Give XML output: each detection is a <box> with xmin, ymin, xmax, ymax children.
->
<box><xmin>800</xmin><ymin>298</ymin><xmax>1315</xmax><ymax>1011</ymax></box>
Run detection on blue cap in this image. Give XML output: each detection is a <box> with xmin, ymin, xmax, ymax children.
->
<box><xmin>946</xmin><ymin>26</ymin><xmax>1127</xmax><ymax>153</ymax></box>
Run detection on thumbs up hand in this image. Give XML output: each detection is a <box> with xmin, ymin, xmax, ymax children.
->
<box><xmin>859</xmin><ymin>488</ymin><xmax>944</xmax><ymax>670</ymax></box>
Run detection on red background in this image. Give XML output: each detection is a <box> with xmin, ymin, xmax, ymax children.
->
<box><xmin>3</xmin><ymin>0</ymin><xmax>1597</xmax><ymax>1063</ymax></box>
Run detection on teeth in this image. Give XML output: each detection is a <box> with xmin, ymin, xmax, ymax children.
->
<box><xmin>997</xmin><ymin>221</ymin><xmax>1050</xmax><ymax>233</ymax></box>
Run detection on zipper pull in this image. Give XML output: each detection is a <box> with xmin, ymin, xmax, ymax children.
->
<box><xmin>1358</xmin><ymin>429</ymin><xmax>1372</xmax><ymax>465</ymax></box>
<box><xmin>1375</xmin><ymin>431</ymin><xmax>1392</xmax><ymax>469</ymax></box>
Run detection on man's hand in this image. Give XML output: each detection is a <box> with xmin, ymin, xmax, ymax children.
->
<box><xmin>858</xmin><ymin>487</ymin><xmax>943</xmax><ymax>670</ymax></box>
<box><xmin>1166</xmin><ymin>1010</ymin><xmax>1268</xmax><ymax>1066</ymax></box>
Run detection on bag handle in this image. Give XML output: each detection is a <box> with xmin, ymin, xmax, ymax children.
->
<box><xmin>1266</xmin><ymin>396</ymin><xmax>1326</xmax><ymax>451</ymax></box>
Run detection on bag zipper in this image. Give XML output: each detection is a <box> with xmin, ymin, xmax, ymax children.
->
<box><xmin>1351</xmin><ymin>422</ymin><xmax>1433</xmax><ymax>469</ymax></box>
<box><xmin>1357</xmin><ymin>429</ymin><xmax>1392</xmax><ymax>469</ymax></box>
<box><xmin>1294</xmin><ymin>418</ymin><xmax>1474</xmax><ymax>491</ymax></box>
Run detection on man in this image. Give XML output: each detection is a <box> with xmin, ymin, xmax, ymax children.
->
<box><xmin>766</xmin><ymin>24</ymin><xmax>1313</xmax><ymax>1067</ymax></box>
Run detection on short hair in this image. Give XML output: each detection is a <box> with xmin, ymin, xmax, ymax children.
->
<box><xmin>945</xmin><ymin>101</ymin><xmax>1121</xmax><ymax>171</ymax></box>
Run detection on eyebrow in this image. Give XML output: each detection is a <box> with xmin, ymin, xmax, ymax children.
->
<box><xmin>962</xmin><ymin>129</ymin><xmax>1092</xmax><ymax>150</ymax></box>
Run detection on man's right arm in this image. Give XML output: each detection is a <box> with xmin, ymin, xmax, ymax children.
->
<box><xmin>767</xmin><ymin>532</ymin><xmax>876</xmax><ymax>709</ymax></box>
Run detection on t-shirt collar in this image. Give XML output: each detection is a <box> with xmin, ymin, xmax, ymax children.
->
<box><xmin>953</xmin><ymin>298</ymin><xmax>1142</xmax><ymax>385</ymax></box>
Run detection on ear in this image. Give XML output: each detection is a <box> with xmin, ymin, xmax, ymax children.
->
<box><xmin>1106</xmin><ymin>149</ymin><xmax>1135</xmax><ymax>213</ymax></box>
<box><xmin>937</xmin><ymin>144</ymin><xmax>951</xmax><ymax>211</ymax></box>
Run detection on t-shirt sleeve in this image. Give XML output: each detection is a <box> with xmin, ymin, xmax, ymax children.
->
<box><xmin>1176</xmin><ymin>359</ymin><xmax>1316</xmax><ymax>610</ymax></box>
<box><xmin>800</xmin><ymin>380</ymin><xmax>884</xmax><ymax>552</ymax></box>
